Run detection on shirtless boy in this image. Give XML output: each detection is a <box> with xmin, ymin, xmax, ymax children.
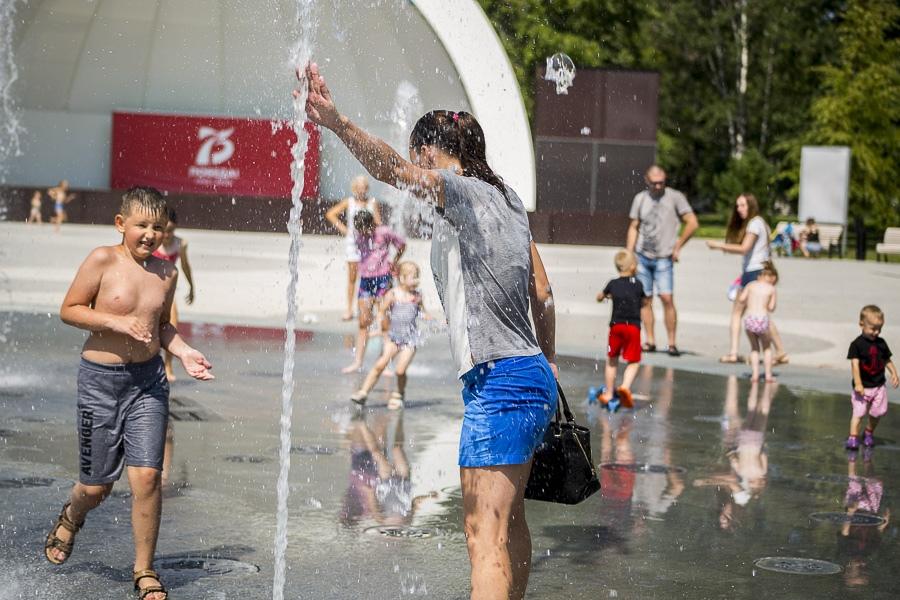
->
<box><xmin>43</xmin><ymin>187</ymin><xmax>213</xmax><ymax>600</ymax></box>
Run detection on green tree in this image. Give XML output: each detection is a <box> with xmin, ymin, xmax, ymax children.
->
<box><xmin>784</xmin><ymin>0</ymin><xmax>900</xmax><ymax>227</ymax></box>
<box><xmin>476</xmin><ymin>0</ymin><xmax>654</xmax><ymax>116</ymax></box>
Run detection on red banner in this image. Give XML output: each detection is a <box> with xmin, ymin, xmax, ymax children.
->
<box><xmin>110</xmin><ymin>111</ymin><xmax>319</xmax><ymax>198</ymax></box>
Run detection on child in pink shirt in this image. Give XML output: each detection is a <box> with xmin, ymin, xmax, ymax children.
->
<box><xmin>343</xmin><ymin>210</ymin><xmax>406</xmax><ymax>373</ymax></box>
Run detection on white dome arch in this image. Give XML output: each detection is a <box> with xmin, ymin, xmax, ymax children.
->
<box><xmin>8</xmin><ymin>0</ymin><xmax>534</xmax><ymax>209</ymax></box>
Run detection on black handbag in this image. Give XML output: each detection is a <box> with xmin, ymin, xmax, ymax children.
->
<box><xmin>525</xmin><ymin>381</ymin><xmax>600</xmax><ymax>504</ymax></box>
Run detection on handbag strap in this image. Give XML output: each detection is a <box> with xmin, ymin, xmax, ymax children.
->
<box><xmin>556</xmin><ymin>381</ymin><xmax>575</xmax><ymax>423</ymax></box>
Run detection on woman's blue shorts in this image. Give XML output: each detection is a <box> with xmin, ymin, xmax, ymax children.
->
<box><xmin>458</xmin><ymin>354</ymin><xmax>557</xmax><ymax>468</ymax></box>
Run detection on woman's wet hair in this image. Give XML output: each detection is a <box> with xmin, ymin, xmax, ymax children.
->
<box><xmin>725</xmin><ymin>193</ymin><xmax>761</xmax><ymax>243</ymax></box>
<box><xmin>353</xmin><ymin>208</ymin><xmax>375</xmax><ymax>232</ymax></box>
<box><xmin>410</xmin><ymin>110</ymin><xmax>507</xmax><ymax>197</ymax></box>
<box><xmin>120</xmin><ymin>186</ymin><xmax>167</xmax><ymax>219</ymax></box>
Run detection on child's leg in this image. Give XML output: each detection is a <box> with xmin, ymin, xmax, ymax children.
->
<box><xmin>345</xmin><ymin>261</ymin><xmax>358</xmax><ymax>319</ymax></box>
<box><xmin>603</xmin><ymin>356</ymin><xmax>618</xmax><ymax>402</ymax></box>
<box><xmin>746</xmin><ymin>330</ymin><xmax>761</xmax><ymax>381</ymax></box>
<box><xmin>46</xmin><ymin>481</ymin><xmax>113</xmax><ymax>562</ymax></box>
<box><xmin>161</xmin><ymin>419</ymin><xmax>175</xmax><ymax>484</ymax></box>
<box><xmin>343</xmin><ymin>297</ymin><xmax>374</xmax><ymax>373</ymax></box>
<box><xmin>621</xmin><ymin>362</ymin><xmax>641</xmax><ymax>391</ymax></box>
<box><xmin>866</xmin><ymin>416</ymin><xmax>880</xmax><ymax>435</ymax></box>
<box><xmin>768</xmin><ymin>320</ymin><xmax>787</xmax><ymax>360</ymax></box>
<box><xmin>163</xmin><ymin>302</ymin><xmax>178</xmax><ymax>381</ymax></box>
<box><xmin>127</xmin><ymin>466</ymin><xmax>164</xmax><ymax>590</ymax></box>
<box><xmin>761</xmin><ymin>333</ymin><xmax>774</xmax><ymax>382</ymax></box>
<box><xmin>358</xmin><ymin>341</ymin><xmax>400</xmax><ymax>394</ymax></box>
<box><xmin>849</xmin><ymin>414</ymin><xmax>862</xmax><ymax>436</ymax></box>
<box><xmin>393</xmin><ymin>347</ymin><xmax>417</xmax><ymax>397</ymax></box>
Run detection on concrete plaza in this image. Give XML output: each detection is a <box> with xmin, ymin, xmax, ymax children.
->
<box><xmin>2</xmin><ymin>221</ymin><xmax>898</xmax><ymax>395</ymax></box>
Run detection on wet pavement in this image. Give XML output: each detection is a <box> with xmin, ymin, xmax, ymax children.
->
<box><xmin>1</xmin><ymin>310</ymin><xmax>899</xmax><ymax>599</ymax></box>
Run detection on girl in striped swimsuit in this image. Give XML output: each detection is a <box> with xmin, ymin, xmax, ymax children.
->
<box><xmin>351</xmin><ymin>262</ymin><xmax>427</xmax><ymax>410</ymax></box>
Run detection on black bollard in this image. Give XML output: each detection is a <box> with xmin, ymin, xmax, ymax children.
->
<box><xmin>854</xmin><ymin>216</ymin><xmax>866</xmax><ymax>261</ymax></box>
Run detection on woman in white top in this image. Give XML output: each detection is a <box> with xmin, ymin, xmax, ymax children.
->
<box><xmin>326</xmin><ymin>175</ymin><xmax>382</xmax><ymax>320</ymax></box>
<box><xmin>707</xmin><ymin>193</ymin><xmax>787</xmax><ymax>364</ymax></box>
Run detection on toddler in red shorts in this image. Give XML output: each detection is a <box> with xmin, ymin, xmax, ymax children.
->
<box><xmin>846</xmin><ymin>305</ymin><xmax>899</xmax><ymax>450</ymax></box>
<box><xmin>596</xmin><ymin>249</ymin><xmax>648</xmax><ymax>408</ymax></box>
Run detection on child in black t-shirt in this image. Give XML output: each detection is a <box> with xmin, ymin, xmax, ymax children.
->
<box><xmin>596</xmin><ymin>249</ymin><xmax>647</xmax><ymax>409</ymax></box>
<box><xmin>845</xmin><ymin>305</ymin><xmax>899</xmax><ymax>450</ymax></box>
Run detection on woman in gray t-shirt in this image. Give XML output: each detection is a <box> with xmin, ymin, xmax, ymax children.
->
<box><xmin>707</xmin><ymin>193</ymin><xmax>788</xmax><ymax>364</ymax></box>
<box><xmin>301</xmin><ymin>63</ymin><xmax>558</xmax><ymax>599</ymax></box>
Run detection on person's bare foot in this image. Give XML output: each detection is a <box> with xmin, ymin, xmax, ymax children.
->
<box><xmin>341</xmin><ymin>363</ymin><xmax>362</xmax><ymax>374</ymax></box>
<box><xmin>341</xmin><ymin>312</ymin><xmax>353</xmax><ymax>321</ymax></box>
<box><xmin>750</xmin><ymin>375</ymin><xmax>760</xmax><ymax>382</ymax></box>
<box><xmin>765</xmin><ymin>376</ymin><xmax>777</xmax><ymax>383</ymax></box>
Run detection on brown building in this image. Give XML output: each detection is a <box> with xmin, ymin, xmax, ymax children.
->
<box><xmin>529</xmin><ymin>68</ymin><xmax>660</xmax><ymax>246</ymax></box>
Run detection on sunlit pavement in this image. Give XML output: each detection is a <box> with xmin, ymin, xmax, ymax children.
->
<box><xmin>1</xmin><ymin>312</ymin><xmax>899</xmax><ymax>598</ymax></box>
<box><xmin>3</xmin><ymin>221</ymin><xmax>899</xmax><ymax>394</ymax></box>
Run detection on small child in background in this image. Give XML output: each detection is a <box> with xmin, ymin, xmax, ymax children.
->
<box><xmin>738</xmin><ymin>261</ymin><xmax>778</xmax><ymax>382</ymax></box>
<box><xmin>845</xmin><ymin>305</ymin><xmax>899</xmax><ymax>450</ymax></box>
<box><xmin>595</xmin><ymin>249</ymin><xmax>646</xmax><ymax>409</ymax></box>
<box><xmin>152</xmin><ymin>208</ymin><xmax>196</xmax><ymax>382</ymax></box>
<box><xmin>27</xmin><ymin>191</ymin><xmax>43</xmax><ymax>224</ymax></box>
<box><xmin>342</xmin><ymin>209</ymin><xmax>406</xmax><ymax>374</ymax></box>
<box><xmin>351</xmin><ymin>262</ymin><xmax>427</xmax><ymax>410</ymax></box>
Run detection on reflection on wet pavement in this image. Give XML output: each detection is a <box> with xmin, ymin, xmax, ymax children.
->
<box><xmin>1</xmin><ymin>312</ymin><xmax>899</xmax><ymax>598</ymax></box>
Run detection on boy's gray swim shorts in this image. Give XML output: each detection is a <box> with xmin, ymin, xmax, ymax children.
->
<box><xmin>76</xmin><ymin>356</ymin><xmax>169</xmax><ymax>485</ymax></box>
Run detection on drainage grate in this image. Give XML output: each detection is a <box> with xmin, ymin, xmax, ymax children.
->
<box><xmin>156</xmin><ymin>556</ymin><xmax>259</xmax><ymax>576</ymax></box>
<box><xmin>601</xmin><ymin>463</ymin><xmax>687</xmax><ymax>475</ymax></box>
<box><xmin>0</xmin><ymin>390</ymin><xmax>28</xmax><ymax>399</ymax></box>
<box><xmin>0</xmin><ymin>428</ymin><xmax>18</xmax><ymax>437</ymax></box>
<box><xmin>223</xmin><ymin>455</ymin><xmax>268</xmax><ymax>464</ymax></box>
<box><xmin>169</xmin><ymin>396</ymin><xmax>221</xmax><ymax>422</ymax></box>
<box><xmin>0</xmin><ymin>476</ymin><xmax>56</xmax><ymax>489</ymax></box>
<box><xmin>364</xmin><ymin>526</ymin><xmax>434</xmax><ymax>539</ymax></box>
<box><xmin>809</xmin><ymin>512</ymin><xmax>886</xmax><ymax>526</ymax></box>
<box><xmin>754</xmin><ymin>557</ymin><xmax>841</xmax><ymax>575</ymax></box>
<box><xmin>290</xmin><ymin>445</ymin><xmax>336</xmax><ymax>455</ymax></box>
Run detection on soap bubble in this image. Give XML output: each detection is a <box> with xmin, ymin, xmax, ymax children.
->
<box><xmin>544</xmin><ymin>53</ymin><xmax>576</xmax><ymax>95</ymax></box>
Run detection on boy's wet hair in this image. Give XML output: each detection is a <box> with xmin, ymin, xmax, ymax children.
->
<box><xmin>398</xmin><ymin>261</ymin><xmax>420</xmax><ymax>277</ymax></box>
<box><xmin>120</xmin><ymin>186</ymin><xmax>167</xmax><ymax>219</ymax></box>
<box><xmin>614</xmin><ymin>249</ymin><xmax>637</xmax><ymax>273</ymax></box>
<box><xmin>410</xmin><ymin>110</ymin><xmax>507</xmax><ymax>198</ymax></box>
<box><xmin>761</xmin><ymin>260</ymin><xmax>779</xmax><ymax>283</ymax></box>
<box><xmin>353</xmin><ymin>209</ymin><xmax>375</xmax><ymax>232</ymax></box>
<box><xmin>166</xmin><ymin>207</ymin><xmax>178</xmax><ymax>225</ymax></box>
<box><xmin>860</xmin><ymin>304</ymin><xmax>884</xmax><ymax>323</ymax></box>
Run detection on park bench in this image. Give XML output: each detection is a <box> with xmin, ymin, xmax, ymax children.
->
<box><xmin>876</xmin><ymin>227</ymin><xmax>900</xmax><ymax>261</ymax></box>
<box><xmin>772</xmin><ymin>221</ymin><xmax>844</xmax><ymax>258</ymax></box>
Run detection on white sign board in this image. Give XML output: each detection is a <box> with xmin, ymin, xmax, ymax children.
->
<box><xmin>799</xmin><ymin>146</ymin><xmax>851</xmax><ymax>225</ymax></box>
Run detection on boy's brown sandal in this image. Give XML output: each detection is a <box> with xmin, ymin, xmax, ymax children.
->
<box><xmin>44</xmin><ymin>501</ymin><xmax>83</xmax><ymax>565</ymax></box>
<box><xmin>133</xmin><ymin>569</ymin><xmax>168</xmax><ymax>599</ymax></box>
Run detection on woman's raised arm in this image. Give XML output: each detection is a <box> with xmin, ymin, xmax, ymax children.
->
<box><xmin>299</xmin><ymin>63</ymin><xmax>445</xmax><ymax>208</ymax></box>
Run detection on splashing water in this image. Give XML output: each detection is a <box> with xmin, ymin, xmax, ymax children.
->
<box><xmin>385</xmin><ymin>81</ymin><xmax>429</xmax><ymax>237</ymax></box>
<box><xmin>545</xmin><ymin>52</ymin><xmax>576</xmax><ymax>95</ymax></box>
<box><xmin>0</xmin><ymin>0</ymin><xmax>25</xmax><ymax>210</ymax></box>
<box><xmin>273</xmin><ymin>2</ymin><xmax>315</xmax><ymax>599</ymax></box>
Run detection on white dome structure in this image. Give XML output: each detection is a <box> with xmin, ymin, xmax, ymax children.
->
<box><xmin>6</xmin><ymin>0</ymin><xmax>535</xmax><ymax>209</ymax></box>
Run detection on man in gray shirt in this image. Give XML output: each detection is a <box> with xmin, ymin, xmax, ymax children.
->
<box><xmin>626</xmin><ymin>165</ymin><xmax>698</xmax><ymax>356</ymax></box>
